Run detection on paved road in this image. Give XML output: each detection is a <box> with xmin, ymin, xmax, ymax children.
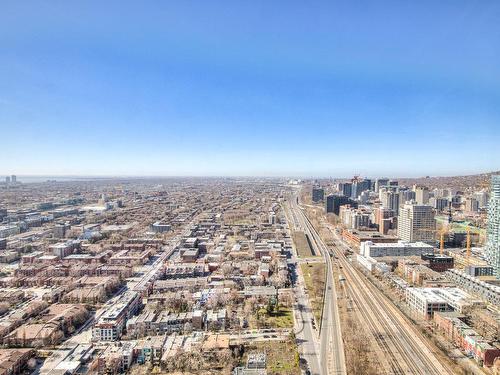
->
<box><xmin>285</xmin><ymin>189</ymin><xmax>346</xmax><ymax>375</ymax></box>
<box><xmin>284</xmin><ymin>198</ymin><xmax>322</xmax><ymax>375</ymax></box>
<box><xmin>290</xmin><ymin>195</ymin><xmax>346</xmax><ymax>375</ymax></box>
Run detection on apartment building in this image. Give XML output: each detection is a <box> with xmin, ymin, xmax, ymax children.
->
<box><xmin>398</xmin><ymin>202</ymin><xmax>436</xmax><ymax>244</ymax></box>
<box><xmin>93</xmin><ymin>291</ymin><xmax>141</xmax><ymax>341</ymax></box>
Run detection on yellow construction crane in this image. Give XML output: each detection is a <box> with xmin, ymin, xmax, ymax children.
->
<box><xmin>465</xmin><ymin>225</ymin><xmax>476</xmax><ymax>267</ymax></box>
<box><xmin>415</xmin><ymin>227</ymin><xmax>448</xmax><ymax>255</ymax></box>
<box><xmin>420</xmin><ymin>224</ymin><xmax>482</xmax><ymax>268</ymax></box>
<box><xmin>464</xmin><ymin>225</ymin><xmax>483</xmax><ymax>267</ymax></box>
<box><xmin>439</xmin><ymin>229</ymin><xmax>447</xmax><ymax>255</ymax></box>
<box><xmin>466</xmin><ymin>227</ymin><xmax>471</xmax><ymax>264</ymax></box>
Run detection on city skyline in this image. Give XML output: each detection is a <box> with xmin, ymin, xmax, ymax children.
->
<box><xmin>1</xmin><ymin>169</ymin><xmax>500</xmax><ymax>182</ymax></box>
<box><xmin>2</xmin><ymin>1</ymin><xmax>500</xmax><ymax>176</ymax></box>
<box><xmin>2</xmin><ymin>2</ymin><xmax>500</xmax><ymax>374</ymax></box>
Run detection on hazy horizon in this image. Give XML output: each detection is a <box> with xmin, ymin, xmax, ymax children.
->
<box><xmin>2</xmin><ymin>169</ymin><xmax>498</xmax><ymax>183</ymax></box>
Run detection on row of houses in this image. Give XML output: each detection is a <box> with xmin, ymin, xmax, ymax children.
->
<box><xmin>126</xmin><ymin>308</ymin><xmax>227</xmax><ymax>338</ymax></box>
<box><xmin>96</xmin><ymin>332</ymin><xmax>229</xmax><ymax>374</ymax></box>
<box><xmin>434</xmin><ymin>312</ymin><xmax>500</xmax><ymax>367</ymax></box>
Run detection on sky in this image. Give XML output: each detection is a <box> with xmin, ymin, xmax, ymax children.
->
<box><xmin>1</xmin><ymin>1</ymin><xmax>500</xmax><ymax>178</ymax></box>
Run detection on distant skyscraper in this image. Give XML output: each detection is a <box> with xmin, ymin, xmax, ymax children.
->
<box><xmin>312</xmin><ymin>187</ymin><xmax>324</xmax><ymax>203</ymax></box>
<box><xmin>474</xmin><ymin>190</ymin><xmax>489</xmax><ymax>208</ymax></box>
<box><xmin>464</xmin><ymin>197</ymin><xmax>479</xmax><ymax>213</ymax></box>
<box><xmin>359</xmin><ymin>190</ymin><xmax>370</xmax><ymax>204</ymax></box>
<box><xmin>339</xmin><ymin>182</ymin><xmax>352</xmax><ymax>198</ymax></box>
<box><xmin>375</xmin><ymin>178</ymin><xmax>389</xmax><ymax>192</ymax></box>
<box><xmin>325</xmin><ymin>195</ymin><xmax>335</xmax><ymax>213</ymax></box>
<box><xmin>380</xmin><ymin>188</ymin><xmax>399</xmax><ymax>213</ymax></box>
<box><xmin>5</xmin><ymin>176</ymin><xmax>10</xmax><ymax>184</ymax></box>
<box><xmin>11</xmin><ymin>175</ymin><xmax>16</xmax><ymax>183</ymax></box>
<box><xmin>387</xmin><ymin>191</ymin><xmax>400</xmax><ymax>213</ymax></box>
<box><xmin>414</xmin><ymin>186</ymin><xmax>430</xmax><ymax>205</ymax></box>
<box><xmin>363</xmin><ymin>179</ymin><xmax>372</xmax><ymax>192</ymax></box>
<box><xmin>399</xmin><ymin>189</ymin><xmax>416</xmax><ymax>205</ymax></box>
<box><xmin>325</xmin><ymin>195</ymin><xmax>357</xmax><ymax>215</ymax></box>
<box><xmin>486</xmin><ymin>175</ymin><xmax>500</xmax><ymax>278</ymax></box>
<box><xmin>374</xmin><ymin>207</ymin><xmax>395</xmax><ymax>234</ymax></box>
<box><xmin>351</xmin><ymin>178</ymin><xmax>371</xmax><ymax>199</ymax></box>
<box><xmin>398</xmin><ymin>202</ymin><xmax>436</xmax><ymax>244</ymax></box>
<box><xmin>433</xmin><ymin>197</ymin><xmax>450</xmax><ymax>213</ymax></box>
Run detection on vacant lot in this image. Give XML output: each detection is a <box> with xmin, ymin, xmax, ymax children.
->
<box><xmin>261</xmin><ymin>306</ymin><xmax>294</xmax><ymax>328</ymax></box>
<box><xmin>243</xmin><ymin>339</ymin><xmax>300</xmax><ymax>375</ymax></box>
<box><xmin>300</xmin><ymin>262</ymin><xmax>326</xmax><ymax>324</ymax></box>
<box><xmin>249</xmin><ymin>305</ymin><xmax>294</xmax><ymax>329</ymax></box>
<box><xmin>293</xmin><ymin>231</ymin><xmax>315</xmax><ymax>257</ymax></box>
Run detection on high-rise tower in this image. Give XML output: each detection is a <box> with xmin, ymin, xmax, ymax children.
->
<box><xmin>486</xmin><ymin>175</ymin><xmax>500</xmax><ymax>278</ymax></box>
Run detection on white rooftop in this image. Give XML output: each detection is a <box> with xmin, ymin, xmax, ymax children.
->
<box><xmin>363</xmin><ymin>240</ymin><xmax>433</xmax><ymax>248</ymax></box>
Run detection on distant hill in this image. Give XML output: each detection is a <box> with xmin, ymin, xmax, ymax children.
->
<box><xmin>396</xmin><ymin>171</ymin><xmax>500</xmax><ymax>191</ymax></box>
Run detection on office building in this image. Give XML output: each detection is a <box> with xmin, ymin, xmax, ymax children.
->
<box><xmin>359</xmin><ymin>190</ymin><xmax>371</xmax><ymax>204</ymax></box>
<box><xmin>398</xmin><ymin>203</ymin><xmax>435</xmax><ymax>244</ymax></box>
<box><xmin>486</xmin><ymin>175</ymin><xmax>500</xmax><ymax>278</ymax></box>
<box><xmin>312</xmin><ymin>187</ymin><xmax>324</xmax><ymax>203</ymax></box>
<box><xmin>399</xmin><ymin>189</ymin><xmax>416</xmax><ymax>205</ymax></box>
<box><xmin>375</xmin><ymin>178</ymin><xmax>389</xmax><ymax>192</ymax></box>
<box><xmin>380</xmin><ymin>189</ymin><xmax>400</xmax><ymax>213</ymax></box>
<box><xmin>432</xmin><ymin>197</ymin><xmax>450</xmax><ymax>213</ymax></box>
<box><xmin>474</xmin><ymin>191</ymin><xmax>489</xmax><ymax>208</ymax></box>
<box><xmin>351</xmin><ymin>178</ymin><xmax>371</xmax><ymax>199</ymax></box>
<box><xmin>374</xmin><ymin>207</ymin><xmax>395</xmax><ymax>234</ymax></box>
<box><xmin>342</xmin><ymin>228</ymin><xmax>399</xmax><ymax>247</ymax></box>
<box><xmin>339</xmin><ymin>182</ymin><xmax>352</xmax><ymax>198</ymax></box>
<box><xmin>405</xmin><ymin>287</ymin><xmax>475</xmax><ymax>319</ymax></box>
<box><xmin>325</xmin><ymin>195</ymin><xmax>357</xmax><ymax>215</ymax></box>
<box><xmin>360</xmin><ymin>240</ymin><xmax>433</xmax><ymax>258</ymax></box>
<box><xmin>405</xmin><ymin>288</ymin><xmax>451</xmax><ymax>319</ymax></box>
<box><xmin>414</xmin><ymin>186</ymin><xmax>430</xmax><ymax>205</ymax></box>
<box><xmin>325</xmin><ymin>195</ymin><xmax>335</xmax><ymax>213</ymax></box>
<box><xmin>339</xmin><ymin>206</ymin><xmax>371</xmax><ymax>229</ymax></box>
<box><xmin>5</xmin><ymin>176</ymin><xmax>10</xmax><ymax>184</ymax></box>
<box><xmin>464</xmin><ymin>197</ymin><xmax>479</xmax><ymax>213</ymax></box>
<box><xmin>11</xmin><ymin>175</ymin><xmax>16</xmax><ymax>183</ymax></box>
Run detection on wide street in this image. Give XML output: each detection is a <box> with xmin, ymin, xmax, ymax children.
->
<box><xmin>285</xmin><ymin>189</ymin><xmax>346</xmax><ymax>375</ymax></box>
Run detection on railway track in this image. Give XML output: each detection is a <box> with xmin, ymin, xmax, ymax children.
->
<box><xmin>332</xmin><ymin>241</ymin><xmax>454</xmax><ymax>375</ymax></box>
<box><xmin>341</xmin><ymin>269</ymin><xmax>410</xmax><ymax>373</ymax></box>
<box><xmin>297</xmin><ymin>204</ymin><xmax>454</xmax><ymax>375</ymax></box>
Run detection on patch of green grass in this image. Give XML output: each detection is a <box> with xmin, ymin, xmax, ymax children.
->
<box><xmin>253</xmin><ymin>305</ymin><xmax>294</xmax><ymax>329</ymax></box>
<box><xmin>300</xmin><ymin>262</ymin><xmax>326</xmax><ymax>324</ymax></box>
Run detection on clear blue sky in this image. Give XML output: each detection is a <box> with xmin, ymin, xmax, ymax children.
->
<box><xmin>1</xmin><ymin>1</ymin><xmax>499</xmax><ymax>177</ymax></box>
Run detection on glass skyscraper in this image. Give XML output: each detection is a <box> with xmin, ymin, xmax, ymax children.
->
<box><xmin>486</xmin><ymin>175</ymin><xmax>500</xmax><ymax>278</ymax></box>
